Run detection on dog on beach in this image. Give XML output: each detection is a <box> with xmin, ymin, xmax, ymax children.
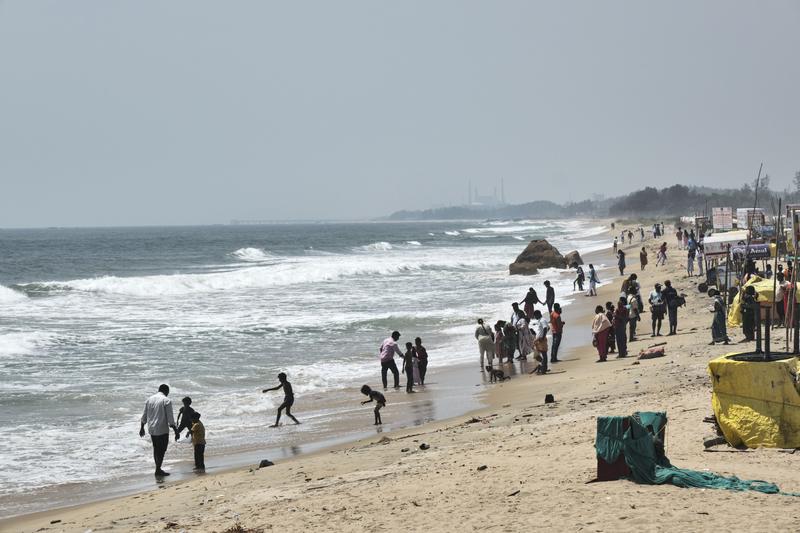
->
<box><xmin>485</xmin><ymin>366</ymin><xmax>510</xmax><ymax>383</ymax></box>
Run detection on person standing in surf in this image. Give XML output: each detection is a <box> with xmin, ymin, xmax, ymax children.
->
<box><xmin>518</xmin><ymin>288</ymin><xmax>541</xmax><ymax>320</ymax></box>
<box><xmin>262</xmin><ymin>372</ymin><xmax>300</xmax><ymax>427</ymax></box>
<box><xmin>378</xmin><ymin>331</ymin><xmax>403</xmax><ymax>389</ymax></box>
<box><xmin>544</xmin><ymin>280</ymin><xmax>555</xmax><ymax>314</ymax></box>
<box><xmin>139</xmin><ymin>384</ymin><xmax>180</xmax><ymax>477</ymax></box>
<box><xmin>414</xmin><ymin>337</ymin><xmax>428</xmax><ymax>385</ymax></box>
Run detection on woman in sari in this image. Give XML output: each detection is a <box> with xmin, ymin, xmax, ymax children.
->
<box><xmin>592</xmin><ymin>305</ymin><xmax>612</xmax><ymax>362</ymax></box>
<box><xmin>709</xmin><ymin>289</ymin><xmax>729</xmax><ymax>345</ymax></box>
<box><xmin>516</xmin><ymin>313</ymin><xmax>534</xmax><ymax>361</ymax></box>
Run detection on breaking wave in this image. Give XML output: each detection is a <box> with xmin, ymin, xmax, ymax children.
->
<box><xmin>230</xmin><ymin>247</ymin><xmax>275</xmax><ymax>262</ymax></box>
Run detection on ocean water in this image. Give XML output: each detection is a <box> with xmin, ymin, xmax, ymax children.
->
<box><xmin>0</xmin><ymin>219</ymin><xmax>607</xmax><ymax>513</ymax></box>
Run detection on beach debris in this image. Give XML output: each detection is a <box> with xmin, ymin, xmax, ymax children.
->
<box><xmin>477</xmin><ymin>465</ymin><xmax>488</xmax><ymax>471</ymax></box>
<box><xmin>377</xmin><ymin>436</ymin><xmax>392</xmax><ymax>444</ymax></box>
<box><xmin>164</xmin><ymin>522</ymin><xmax>181</xmax><ymax>529</ymax></box>
<box><xmin>638</xmin><ymin>346</ymin><xmax>666</xmax><ymax>359</ymax></box>
<box><xmin>258</xmin><ymin>460</ymin><xmax>274</xmax><ymax>468</ymax></box>
<box><xmin>50</xmin><ymin>519</ymin><xmax>62</xmax><ymax>524</ymax></box>
<box><xmin>544</xmin><ymin>394</ymin><xmax>555</xmax><ymax>404</ymax></box>
<box><xmin>419</xmin><ymin>443</ymin><xmax>430</xmax><ymax>450</ymax></box>
<box><xmin>412</xmin><ymin>501</ymin><xmax>421</xmax><ymax>507</ymax></box>
<box><xmin>401</xmin><ymin>448</ymin><xmax>410</xmax><ymax>453</ymax></box>
<box><xmin>465</xmin><ymin>417</ymin><xmax>482</xmax><ymax>424</ymax></box>
<box><xmin>703</xmin><ymin>436</ymin><xmax>728</xmax><ymax>449</ymax></box>
<box><xmin>507</xmin><ymin>490</ymin><xmax>521</xmax><ymax>497</ymax></box>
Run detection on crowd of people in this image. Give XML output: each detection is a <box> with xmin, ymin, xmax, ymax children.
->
<box><xmin>138</xmin><ymin>219</ymin><xmax>790</xmax><ymax>480</ymax></box>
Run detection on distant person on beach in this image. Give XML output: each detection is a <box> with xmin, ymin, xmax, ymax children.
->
<box><xmin>741</xmin><ymin>286</ymin><xmax>758</xmax><ymax>341</ymax></box>
<box><xmin>516</xmin><ymin>313</ymin><xmax>534</xmax><ymax>361</ymax></box>
<box><xmin>176</xmin><ymin>396</ymin><xmax>196</xmax><ymax>440</ymax></box>
<box><xmin>502</xmin><ymin>321</ymin><xmax>517</xmax><ymax>363</ymax></box>
<box><xmin>662</xmin><ymin>280</ymin><xmax>680</xmax><ymax>335</ymax></box>
<box><xmin>696</xmin><ymin>247</ymin><xmax>704</xmax><ymax>276</ymax></box>
<box><xmin>510</xmin><ymin>303</ymin><xmax>525</xmax><ymax>358</ymax></box>
<box><xmin>360</xmin><ymin>385</ymin><xmax>386</xmax><ymax>425</ymax></box>
<box><xmin>613</xmin><ymin>237</ymin><xmax>618</xmax><ymax>254</ymax></box>
<box><xmin>656</xmin><ymin>242</ymin><xmax>667</xmax><ymax>267</ymax></box>
<box><xmin>775</xmin><ymin>273</ymin><xmax>788</xmax><ymax>328</ymax></box>
<box><xmin>544</xmin><ymin>280</ymin><xmax>555</xmax><ymax>313</ymax></box>
<box><xmin>627</xmin><ymin>287</ymin><xmax>640</xmax><ymax>342</ymax></box>
<box><xmin>262</xmin><ymin>372</ymin><xmax>300</xmax><ymax>427</ymax></box>
<box><xmin>628</xmin><ymin>230</ymin><xmax>633</xmax><ymax>243</ymax></box>
<box><xmin>475</xmin><ymin>318</ymin><xmax>495</xmax><ymax>370</ymax></box>
<box><xmin>550</xmin><ymin>303</ymin><xmax>564</xmax><ymax>363</ymax></box>
<box><xmin>414</xmin><ymin>337</ymin><xmax>428</xmax><ymax>385</ymax></box>
<box><xmin>708</xmin><ymin>289</ymin><xmax>730</xmax><ymax>345</ymax></box>
<box><xmin>640</xmin><ymin>227</ymin><xmax>645</xmax><ymax>241</ymax></box>
<box><xmin>587</xmin><ymin>264</ymin><xmax>599</xmax><ymax>296</ymax></box>
<box><xmin>519</xmin><ymin>287</ymin><xmax>541</xmax><ymax>319</ymax></box>
<box><xmin>379</xmin><ymin>331</ymin><xmax>403</xmax><ymax>389</ymax></box>
<box><xmin>605</xmin><ymin>302</ymin><xmax>616</xmax><ymax>354</ymax></box>
<box><xmin>402</xmin><ymin>342</ymin><xmax>416</xmax><ymax>392</ymax></box>
<box><xmin>190</xmin><ymin>412</ymin><xmax>205</xmax><ymax>471</ymax></box>
<box><xmin>139</xmin><ymin>384</ymin><xmax>179</xmax><ymax>477</ymax></box>
<box><xmin>687</xmin><ymin>249</ymin><xmax>695</xmax><ymax>277</ymax></box>
<box><xmin>592</xmin><ymin>305</ymin><xmax>612</xmax><ymax>362</ymax></box>
<box><xmin>532</xmin><ymin>309</ymin><xmax>549</xmax><ymax>374</ymax></box>
<box><xmin>617</xmin><ymin>250</ymin><xmax>626</xmax><ymax>276</ymax></box>
<box><xmin>493</xmin><ymin>323</ymin><xmax>505</xmax><ymax>364</ymax></box>
<box><xmin>574</xmin><ymin>265</ymin><xmax>585</xmax><ymax>292</ymax></box>
<box><xmin>675</xmin><ymin>228</ymin><xmax>683</xmax><ymax>250</ymax></box>
<box><xmin>683</xmin><ymin>229</ymin><xmax>689</xmax><ymax>250</ymax></box>
<box><xmin>640</xmin><ymin>247</ymin><xmax>648</xmax><ymax>270</ymax></box>
<box><xmin>649</xmin><ymin>283</ymin><xmax>666</xmax><ymax>336</ymax></box>
<box><xmin>613</xmin><ymin>296</ymin><xmax>629</xmax><ymax>357</ymax></box>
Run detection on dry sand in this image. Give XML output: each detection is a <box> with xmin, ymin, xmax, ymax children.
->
<box><xmin>6</xmin><ymin>225</ymin><xmax>800</xmax><ymax>532</ymax></box>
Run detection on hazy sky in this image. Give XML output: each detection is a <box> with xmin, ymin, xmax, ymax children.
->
<box><xmin>1</xmin><ymin>1</ymin><xmax>799</xmax><ymax>227</ymax></box>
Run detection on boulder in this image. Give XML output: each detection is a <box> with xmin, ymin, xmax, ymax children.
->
<box><xmin>509</xmin><ymin>240</ymin><xmax>566</xmax><ymax>275</ymax></box>
<box><xmin>564</xmin><ymin>250</ymin><xmax>583</xmax><ymax>268</ymax></box>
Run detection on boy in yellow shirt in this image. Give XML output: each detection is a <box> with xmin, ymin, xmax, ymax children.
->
<box><xmin>190</xmin><ymin>412</ymin><xmax>205</xmax><ymax>471</ymax></box>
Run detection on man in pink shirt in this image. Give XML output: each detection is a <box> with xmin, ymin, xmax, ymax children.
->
<box><xmin>379</xmin><ymin>331</ymin><xmax>402</xmax><ymax>389</ymax></box>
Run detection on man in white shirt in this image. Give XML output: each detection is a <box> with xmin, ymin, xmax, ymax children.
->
<box><xmin>140</xmin><ymin>384</ymin><xmax>179</xmax><ymax>477</ymax></box>
<box><xmin>379</xmin><ymin>331</ymin><xmax>403</xmax><ymax>389</ymax></box>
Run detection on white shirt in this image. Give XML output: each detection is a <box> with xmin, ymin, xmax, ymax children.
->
<box><xmin>141</xmin><ymin>392</ymin><xmax>176</xmax><ymax>436</ymax></box>
<box><xmin>535</xmin><ymin>317</ymin><xmax>550</xmax><ymax>339</ymax></box>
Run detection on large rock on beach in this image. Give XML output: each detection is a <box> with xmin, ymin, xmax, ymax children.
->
<box><xmin>564</xmin><ymin>250</ymin><xmax>583</xmax><ymax>268</ymax></box>
<box><xmin>509</xmin><ymin>239</ymin><xmax>566</xmax><ymax>275</ymax></box>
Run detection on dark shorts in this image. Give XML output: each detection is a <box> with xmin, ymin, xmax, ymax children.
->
<box><xmin>280</xmin><ymin>397</ymin><xmax>294</xmax><ymax>409</ymax></box>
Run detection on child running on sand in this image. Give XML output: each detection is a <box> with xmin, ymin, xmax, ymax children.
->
<box><xmin>360</xmin><ymin>385</ymin><xmax>386</xmax><ymax>425</ymax></box>
<box><xmin>262</xmin><ymin>373</ymin><xmax>301</xmax><ymax>427</ymax></box>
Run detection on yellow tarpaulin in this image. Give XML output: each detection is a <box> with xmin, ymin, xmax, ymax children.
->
<box><xmin>726</xmin><ymin>276</ymin><xmax>800</xmax><ymax>328</ymax></box>
<box><xmin>709</xmin><ymin>353</ymin><xmax>800</xmax><ymax>449</ymax></box>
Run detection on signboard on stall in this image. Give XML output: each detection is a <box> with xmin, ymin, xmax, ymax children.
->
<box><xmin>712</xmin><ymin>207</ymin><xmax>733</xmax><ymax>230</ymax></box>
<box><xmin>730</xmin><ymin>243</ymin><xmax>772</xmax><ymax>260</ymax></box>
<box><xmin>735</xmin><ymin>208</ymin><xmax>766</xmax><ymax>229</ymax></box>
<box><xmin>786</xmin><ymin>204</ymin><xmax>800</xmax><ymax>243</ymax></box>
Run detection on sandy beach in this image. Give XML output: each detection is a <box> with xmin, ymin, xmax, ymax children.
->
<box><xmin>6</xmin><ymin>224</ymin><xmax>800</xmax><ymax>533</ymax></box>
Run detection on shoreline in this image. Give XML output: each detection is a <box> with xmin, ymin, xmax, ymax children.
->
<box><xmin>10</xmin><ymin>224</ymin><xmax>800</xmax><ymax>530</ymax></box>
<box><xmin>2</xmin><ymin>227</ymin><xmax>614</xmax><ymax>525</ymax></box>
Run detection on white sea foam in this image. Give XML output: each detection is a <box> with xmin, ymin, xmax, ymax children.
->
<box><xmin>0</xmin><ymin>284</ymin><xmax>26</xmax><ymax>303</ymax></box>
<box><xmin>22</xmin><ymin>251</ymin><xmax>515</xmax><ymax>297</ymax></box>
<box><xmin>0</xmin><ymin>331</ymin><xmax>53</xmax><ymax>357</ymax></box>
<box><xmin>406</xmin><ymin>241</ymin><xmax>422</xmax><ymax>246</ymax></box>
<box><xmin>361</xmin><ymin>241</ymin><xmax>393</xmax><ymax>251</ymax></box>
<box><xmin>444</xmin><ymin>230</ymin><xmax>460</xmax><ymax>236</ymax></box>
<box><xmin>230</xmin><ymin>247</ymin><xmax>275</xmax><ymax>262</ymax></box>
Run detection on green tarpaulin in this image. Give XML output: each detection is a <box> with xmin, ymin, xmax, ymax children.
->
<box><xmin>595</xmin><ymin>412</ymin><xmax>793</xmax><ymax>495</ymax></box>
